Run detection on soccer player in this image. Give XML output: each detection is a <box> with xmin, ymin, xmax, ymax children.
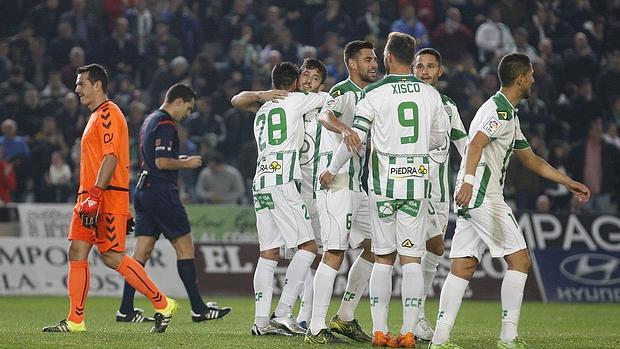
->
<box><xmin>115</xmin><ymin>83</ymin><xmax>231</xmax><ymax>324</ymax></box>
<box><xmin>305</xmin><ymin>40</ymin><xmax>379</xmax><ymax>344</ymax></box>
<box><xmin>230</xmin><ymin>58</ymin><xmax>329</xmax><ymax>332</ymax></box>
<box><xmin>42</xmin><ymin>64</ymin><xmax>178</xmax><ymax>334</ymax></box>
<box><xmin>411</xmin><ymin>48</ymin><xmax>468</xmax><ymax>341</ymax></box>
<box><xmin>429</xmin><ymin>53</ymin><xmax>590</xmax><ymax>349</ymax></box>
<box><xmin>244</xmin><ymin>62</ymin><xmax>327</xmax><ymax>336</ymax></box>
<box><xmin>321</xmin><ymin>32</ymin><xmax>449</xmax><ymax>348</ymax></box>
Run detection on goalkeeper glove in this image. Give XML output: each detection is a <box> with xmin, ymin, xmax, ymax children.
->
<box><xmin>79</xmin><ymin>186</ymin><xmax>104</xmax><ymax>228</ymax></box>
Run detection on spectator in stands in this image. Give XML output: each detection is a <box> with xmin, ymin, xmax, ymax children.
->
<box><xmin>102</xmin><ymin>17</ymin><xmax>139</xmax><ymax>77</ymax></box>
<box><xmin>256</xmin><ymin>5</ymin><xmax>285</xmax><ymax>46</ymax></box>
<box><xmin>124</xmin><ymin>0</ymin><xmax>153</xmax><ymax>57</ymax></box>
<box><xmin>312</xmin><ymin>0</ymin><xmax>353</xmax><ymax>46</ymax></box>
<box><xmin>220</xmin><ymin>41</ymin><xmax>254</xmax><ymax>89</ymax></box>
<box><xmin>9</xmin><ymin>22</ymin><xmax>34</xmax><ymax>66</ymax></box>
<box><xmin>31</xmin><ymin>116</ymin><xmax>68</xmax><ymax>202</ymax></box>
<box><xmin>269</xmin><ymin>28</ymin><xmax>301</xmax><ymax>64</ymax></box>
<box><xmin>185</xmin><ymin>96</ymin><xmax>227</xmax><ymax>150</ymax></box>
<box><xmin>148</xmin><ymin>55</ymin><xmax>190</xmax><ymax>106</ymax></box>
<box><xmin>27</xmin><ymin>59</ymin><xmax>48</xmax><ymax>94</ymax></box>
<box><xmin>568</xmin><ymin>117</ymin><xmax>620</xmax><ymax>213</ymax></box>
<box><xmin>41</xmin><ymin>70</ymin><xmax>70</xmax><ymax>102</ymax></box>
<box><xmin>220</xmin><ymin>0</ymin><xmax>257</xmax><ymax>44</ymax></box>
<box><xmin>196</xmin><ymin>152</ymin><xmax>245</xmax><ymax>205</ymax></box>
<box><xmin>475</xmin><ymin>6</ymin><xmax>515</xmax><ymax>63</ymax></box>
<box><xmin>391</xmin><ymin>4</ymin><xmax>430</xmax><ymax>48</ymax></box>
<box><xmin>46</xmin><ymin>150</ymin><xmax>72</xmax><ymax>202</ymax></box>
<box><xmin>354</xmin><ymin>0</ymin><xmax>390</xmax><ymax>41</ymax></box>
<box><xmin>432</xmin><ymin>7</ymin><xmax>473</xmax><ymax>65</ymax></box>
<box><xmin>603</xmin><ymin>121</ymin><xmax>620</xmax><ymax>150</ymax></box>
<box><xmin>55</xmin><ymin>92</ymin><xmax>86</xmax><ymax>146</ymax></box>
<box><xmin>535</xmin><ymin>194</ymin><xmax>552</xmax><ymax>213</ymax></box>
<box><xmin>537</xmin><ymin>38</ymin><xmax>565</xmax><ymax>86</ymax></box>
<box><xmin>48</xmin><ymin>21</ymin><xmax>86</xmax><ymax>69</ymax></box>
<box><xmin>145</xmin><ymin>18</ymin><xmax>183</xmax><ymax>79</ymax></box>
<box><xmin>15</xmin><ymin>88</ymin><xmax>45</xmax><ymax>136</ymax></box>
<box><xmin>514</xmin><ymin>27</ymin><xmax>539</xmax><ymax>61</ymax></box>
<box><xmin>568</xmin><ymin>78</ymin><xmax>604</xmax><ymax>140</ymax></box>
<box><xmin>0</xmin><ymin>66</ymin><xmax>35</xmax><ymax>113</ymax></box>
<box><xmin>25</xmin><ymin>0</ymin><xmax>62</xmax><ymax>42</ymax></box>
<box><xmin>0</xmin><ymin>144</ymin><xmax>16</xmax><ymax>205</ymax></box>
<box><xmin>0</xmin><ymin>39</ymin><xmax>10</xmax><ymax>83</ymax></box>
<box><xmin>60</xmin><ymin>46</ymin><xmax>85</xmax><ymax>89</ymax></box>
<box><xmin>563</xmin><ymin>32</ymin><xmax>598</xmax><ymax>84</ymax></box>
<box><xmin>598</xmin><ymin>50</ymin><xmax>620</xmax><ymax>106</ymax></box>
<box><xmin>0</xmin><ymin>119</ymin><xmax>30</xmax><ymax>202</ymax></box>
<box><xmin>544</xmin><ymin>140</ymin><xmax>572</xmax><ymax>211</ymax></box>
<box><xmin>160</xmin><ymin>0</ymin><xmax>199</xmax><ymax>59</ymax></box>
<box><xmin>609</xmin><ymin>95</ymin><xmax>620</xmax><ymax>127</ymax></box>
<box><xmin>545</xmin><ymin>9</ymin><xmax>576</xmax><ymax>54</ymax></box>
<box><xmin>60</xmin><ymin>0</ymin><xmax>103</xmax><ymax>56</ymax></box>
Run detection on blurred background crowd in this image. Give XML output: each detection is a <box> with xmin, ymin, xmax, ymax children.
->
<box><xmin>0</xmin><ymin>0</ymin><xmax>619</xmax><ymax>214</ymax></box>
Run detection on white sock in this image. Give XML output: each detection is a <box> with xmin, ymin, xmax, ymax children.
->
<box><xmin>420</xmin><ymin>251</ymin><xmax>442</xmax><ymax>319</ymax></box>
<box><xmin>296</xmin><ymin>269</ymin><xmax>315</xmax><ymax>324</ymax></box>
<box><xmin>275</xmin><ymin>249</ymin><xmax>316</xmax><ymax>318</ymax></box>
<box><xmin>309</xmin><ymin>263</ymin><xmax>338</xmax><ymax>335</ymax></box>
<box><xmin>369</xmin><ymin>262</ymin><xmax>393</xmax><ymax>334</ymax></box>
<box><xmin>500</xmin><ymin>270</ymin><xmax>528</xmax><ymax>342</ymax></box>
<box><xmin>254</xmin><ymin>257</ymin><xmax>278</xmax><ymax>327</ymax></box>
<box><xmin>432</xmin><ymin>273</ymin><xmax>469</xmax><ymax>345</ymax></box>
<box><xmin>337</xmin><ymin>254</ymin><xmax>373</xmax><ymax>322</ymax></box>
<box><xmin>400</xmin><ymin>263</ymin><xmax>424</xmax><ymax>334</ymax></box>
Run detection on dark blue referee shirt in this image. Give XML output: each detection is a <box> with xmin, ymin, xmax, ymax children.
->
<box><xmin>139</xmin><ymin>109</ymin><xmax>179</xmax><ymax>186</ymax></box>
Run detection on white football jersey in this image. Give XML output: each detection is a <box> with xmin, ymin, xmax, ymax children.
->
<box><xmin>455</xmin><ymin>91</ymin><xmax>530</xmax><ymax>210</ymax></box>
<box><xmin>253</xmin><ymin>92</ymin><xmax>326</xmax><ymax>191</ymax></box>
<box><xmin>299</xmin><ymin>91</ymin><xmax>328</xmax><ymax>198</ymax></box>
<box><xmin>314</xmin><ymin>79</ymin><xmax>365</xmax><ymax>191</ymax></box>
<box><xmin>352</xmin><ymin>74</ymin><xmax>449</xmax><ymax>199</ymax></box>
<box><xmin>429</xmin><ymin>94</ymin><xmax>468</xmax><ymax>203</ymax></box>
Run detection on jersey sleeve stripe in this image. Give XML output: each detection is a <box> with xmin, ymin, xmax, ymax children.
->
<box><xmin>514</xmin><ymin>139</ymin><xmax>530</xmax><ymax>149</ymax></box>
<box><xmin>371</xmin><ymin>149</ymin><xmax>381</xmax><ymax>195</ymax></box>
<box><xmin>354</xmin><ymin>115</ymin><xmax>372</xmax><ymax>125</ymax></box>
<box><xmin>352</xmin><ymin>124</ymin><xmax>368</xmax><ymax>132</ymax></box>
<box><xmin>450</xmin><ymin>128</ymin><xmax>467</xmax><ymax>141</ymax></box>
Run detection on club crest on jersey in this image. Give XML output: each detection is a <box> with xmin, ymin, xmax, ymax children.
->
<box><xmin>325</xmin><ymin>98</ymin><xmax>337</xmax><ymax>110</ymax></box>
<box><xmin>497</xmin><ymin>111</ymin><xmax>509</xmax><ymax>120</ymax></box>
<box><xmin>484</xmin><ymin>117</ymin><xmax>501</xmax><ymax>136</ymax></box>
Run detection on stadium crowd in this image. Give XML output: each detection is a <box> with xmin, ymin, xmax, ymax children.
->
<box><xmin>0</xmin><ymin>0</ymin><xmax>618</xmax><ymax>213</ymax></box>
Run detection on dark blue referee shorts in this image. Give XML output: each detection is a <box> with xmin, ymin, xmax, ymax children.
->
<box><xmin>134</xmin><ymin>179</ymin><xmax>191</xmax><ymax>241</ymax></box>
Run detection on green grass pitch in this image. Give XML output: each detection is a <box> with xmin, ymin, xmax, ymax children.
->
<box><xmin>0</xmin><ymin>296</ymin><xmax>617</xmax><ymax>348</ymax></box>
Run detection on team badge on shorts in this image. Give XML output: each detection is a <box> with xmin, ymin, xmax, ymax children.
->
<box><xmin>401</xmin><ymin>239</ymin><xmax>414</xmax><ymax>248</ymax></box>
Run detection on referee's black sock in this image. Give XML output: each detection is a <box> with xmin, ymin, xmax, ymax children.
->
<box><xmin>177</xmin><ymin>258</ymin><xmax>207</xmax><ymax>314</ymax></box>
<box><xmin>119</xmin><ymin>260</ymin><xmax>144</xmax><ymax>314</ymax></box>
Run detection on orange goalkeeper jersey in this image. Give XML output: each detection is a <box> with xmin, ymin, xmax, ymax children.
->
<box><xmin>77</xmin><ymin>100</ymin><xmax>130</xmax><ymax>214</ymax></box>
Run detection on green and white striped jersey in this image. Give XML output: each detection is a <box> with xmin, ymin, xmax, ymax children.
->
<box><xmin>455</xmin><ymin>91</ymin><xmax>530</xmax><ymax>210</ymax></box>
<box><xmin>429</xmin><ymin>95</ymin><xmax>468</xmax><ymax>203</ymax></box>
<box><xmin>329</xmin><ymin>74</ymin><xmax>449</xmax><ymax>200</ymax></box>
<box><xmin>300</xmin><ymin>91</ymin><xmax>328</xmax><ymax>198</ymax></box>
<box><xmin>314</xmin><ymin>79</ymin><xmax>365</xmax><ymax>192</ymax></box>
<box><xmin>253</xmin><ymin>92</ymin><xmax>327</xmax><ymax>191</ymax></box>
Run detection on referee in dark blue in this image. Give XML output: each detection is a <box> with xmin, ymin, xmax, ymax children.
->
<box><xmin>116</xmin><ymin>83</ymin><xmax>231</xmax><ymax>323</ymax></box>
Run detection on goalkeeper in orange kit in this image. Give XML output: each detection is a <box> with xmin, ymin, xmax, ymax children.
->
<box><xmin>42</xmin><ymin>64</ymin><xmax>177</xmax><ymax>334</ymax></box>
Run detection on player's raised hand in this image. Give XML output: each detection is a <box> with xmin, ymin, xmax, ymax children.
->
<box><xmin>258</xmin><ymin>90</ymin><xmax>289</xmax><ymax>103</ymax></box>
<box><xmin>319</xmin><ymin>170</ymin><xmax>336</xmax><ymax>188</ymax></box>
<box><xmin>78</xmin><ymin>185</ymin><xmax>104</xmax><ymax>228</ymax></box>
<box><xmin>455</xmin><ymin>183</ymin><xmax>473</xmax><ymax>207</ymax></box>
<box><xmin>184</xmin><ymin>155</ymin><xmax>202</xmax><ymax>169</ymax></box>
<box><xmin>566</xmin><ymin>180</ymin><xmax>590</xmax><ymax>203</ymax></box>
<box><xmin>341</xmin><ymin>125</ymin><xmax>362</xmax><ymax>152</ymax></box>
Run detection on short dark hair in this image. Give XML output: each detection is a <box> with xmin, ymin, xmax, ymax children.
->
<box><xmin>344</xmin><ymin>40</ymin><xmax>374</xmax><ymax>66</ymax></box>
<box><xmin>76</xmin><ymin>64</ymin><xmax>109</xmax><ymax>93</ymax></box>
<box><xmin>497</xmin><ymin>52</ymin><xmax>532</xmax><ymax>87</ymax></box>
<box><xmin>164</xmin><ymin>83</ymin><xmax>196</xmax><ymax>103</ymax></box>
<box><xmin>271</xmin><ymin>62</ymin><xmax>299</xmax><ymax>90</ymax></box>
<box><xmin>415</xmin><ymin>48</ymin><xmax>442</xmax><ymax>66</ymax></box>
<box><xmin>300</xmin><ymin>58</ymin><xmax>327</xmax><ymax>84</ymax></box>
<box><xmin>386</xmin><ymin>32</ymin><xmax>417</xmax><ymax>66</ymax></box>
<box><xmin>207</xmin><ymin>152</ymin><xmax>224</xmax><ymax>165</ymax></box>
